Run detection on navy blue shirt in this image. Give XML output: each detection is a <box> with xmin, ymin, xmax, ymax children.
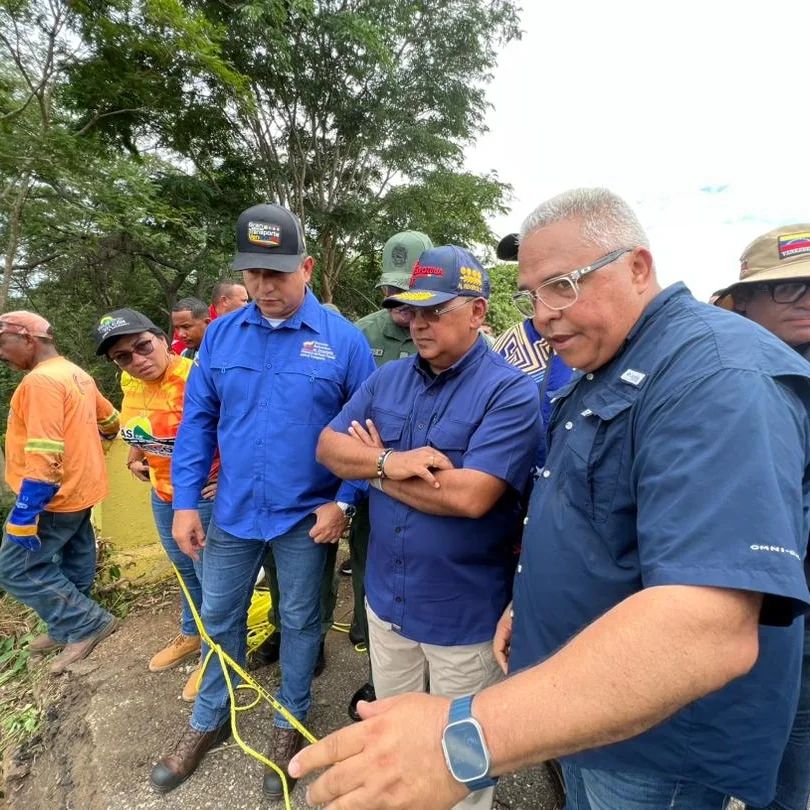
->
<box><xmin>172</xmin><ymin>292</ymin><xmax>375</xmax><ymax>540</ymax></box>
<box><xmin>330</xmin><ymin>337</ymin><xmax>541</xmax><ymax>645</ymax></box>
<box><xmin>510</xmin><ymin>284</ymin><xmax>810</xmax><ymax>806</ymax></box>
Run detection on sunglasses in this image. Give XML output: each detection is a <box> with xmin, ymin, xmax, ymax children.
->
<box><xmin>109</xmin><ymin>336</ymin><xmax>156</xmax><ymax>367</ymax></box>
<box><xmin>751</xmin><ymin>281</ymin><xmax>810</xmax><ymax>304</ymax></box>
<box><xmin>397</xmin><ymin>298</ymin><xmax>475</xmax><ymax>323</ymax></box>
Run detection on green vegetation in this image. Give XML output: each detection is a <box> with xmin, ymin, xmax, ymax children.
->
<box><xmin>1</xmin><ymin>0</ymin><xmax>523</xmax><ymax>412</ymax></box>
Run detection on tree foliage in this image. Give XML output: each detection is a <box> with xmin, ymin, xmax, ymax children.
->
<box><xmin>1</xmin><ymin>0</ymin><xmax>522</xmax><ymax>415</ymax></box>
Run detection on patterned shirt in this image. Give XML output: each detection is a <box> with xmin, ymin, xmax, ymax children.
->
<box><xmin>119</xmin><ymin>354</ymin><xmax>218</xmax><ymax>502</ymax></box>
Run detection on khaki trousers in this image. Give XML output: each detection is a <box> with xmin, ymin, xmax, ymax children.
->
<box><xmin>367</xmin><ymin>602</ymin><xmax>503</xmax><ymax>810</ymax></box>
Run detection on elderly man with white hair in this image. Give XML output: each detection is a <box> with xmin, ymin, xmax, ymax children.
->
<box><xmin>290</xmin><ymin>188</ymin><xmax>810</xmax><ymax>810</ymax></box>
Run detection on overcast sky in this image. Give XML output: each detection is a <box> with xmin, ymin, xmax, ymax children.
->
<box><xmin>465</xmin><ymin>0</ymin><xmax>810</xmax><ymax>301</ymax></box>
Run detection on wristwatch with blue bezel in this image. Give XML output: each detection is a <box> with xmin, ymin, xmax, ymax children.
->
<box><xmin>441</xmin><ymin>695</ymin><xmax>498</xmax><ymax>792</ymax></box>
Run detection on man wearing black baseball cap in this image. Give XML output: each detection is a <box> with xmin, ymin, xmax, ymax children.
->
<box><xmin>151</xmin><ymin>202</ymin><xmax>375</xmax><ymax>798</ymax></box>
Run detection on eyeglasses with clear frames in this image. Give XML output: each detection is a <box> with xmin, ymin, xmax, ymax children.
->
<box><xmin>109</xmin><ymin>336</ymin><xmax>156</xmax><ymax>367</ymax></box>
<box><xmin>511</xmin><ymin>247</ymin><xmax>633</xmax><ymax>315</ymax></box>
<box><xmin>396</xmin><ymin>298</ymin><xmax>476</xmax><ymax>323</ymax></box>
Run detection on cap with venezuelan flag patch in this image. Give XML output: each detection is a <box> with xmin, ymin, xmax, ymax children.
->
<box><xmin>714</xmin><ymin>224</ymin><xmax>810</xmax><ymax>308</ymax></box>
<box><xmin>383</xmin><ymin>245</ymin><xmax>490</xmax><ymax>308</ymax></box>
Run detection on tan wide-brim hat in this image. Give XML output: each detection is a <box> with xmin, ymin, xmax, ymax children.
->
<box><xmin>714</xmin><ymin>224</ymin><xmax>810</xmax><ymax>309</ymax></box>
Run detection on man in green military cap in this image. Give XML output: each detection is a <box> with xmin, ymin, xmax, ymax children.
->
<box><xmin>355</xmin><ymin>230</ymin><xmax>434</xmax><ymax>365</ymax></box>
<box><xmin>345</xmin><ymin>229</ymin><xmax>433</xmax><ymax>720</ymax></box>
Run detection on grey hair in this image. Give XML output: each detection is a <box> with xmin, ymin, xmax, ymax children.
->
<box><xmin>519</xmin><ymin>188</ymin><xmax>650</xmax><ymax>251</ymax></box>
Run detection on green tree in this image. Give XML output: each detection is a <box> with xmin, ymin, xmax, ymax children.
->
<box><xmin>486</xmin><ymin>262</ymin><xmax>522</xmax><ymax>336</ymax></box>
<box><xmin>68</xmin><ymin>0</ymin><xmax>520</xmax><ymax>300</ymax></box>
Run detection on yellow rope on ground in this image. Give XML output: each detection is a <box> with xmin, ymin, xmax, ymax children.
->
<box><xmin>172</xmin><ymin>565</ymin><xmax>318</xmax><ymax>810</ymax></box>
<box><xmin>246</xmin><ymin>589</ymin><xmax>275</xmax><ymax>653</ymax></box>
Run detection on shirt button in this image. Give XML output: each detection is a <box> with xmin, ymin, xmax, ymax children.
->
<box><xmin>265</xmin><ymin>362</ymin><xmax>272</xmax><ymax>369</ymax></box>
<box><xmin>564</xmin><ymin>421</ymin><xmax>573</xmax><ymax>430</ymax></box>
<box><xmin>395</xmin><ymin>559</ymin><xmax>402</xmax><ymax>566</ymax></box>
<box><xmin>586</xmin><ymin>373</ymin><xmax>594</xmax><ymax>380</ymax></box>
<box><xmin>542</xmin><ymin>469</ymin><xmax>551</xmax><ymax>478</ymax></box>
<box><xmin>259</xmin><ymin>401</ymin><xmax>267</xmax><ymax>409</ymax></box>
<box><xmin>395</xmin><ymin>596</ymin><xmax>402</xmax><ymax>603</ymax></box>
<box><xmin>416</xmin><ymin>423</ymin><xmax>424</xmax><ymax>430</ymax></box>
<box><xmin>395</xmin><ymin>527</ymin><xmax>402</xmax><ymax>534</ymax></box>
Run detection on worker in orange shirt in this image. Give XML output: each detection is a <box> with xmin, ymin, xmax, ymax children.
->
<box><xmin>0</xmin><ymin>311</ymin><xmax>120</xmax><ymax>675</ymax></box>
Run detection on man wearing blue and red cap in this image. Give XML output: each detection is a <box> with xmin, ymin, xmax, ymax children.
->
<box><xmin>317</xmin><ymin>245</ymin><xmax>540</xmax><ymax>810</ymax></box>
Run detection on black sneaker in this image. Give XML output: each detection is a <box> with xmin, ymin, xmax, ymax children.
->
<box><xmin>249</xmin><ymin>633</ymin><xmax>280</xmax><ymax>670</ymax></box>
<box><xmin>339</xmin><ymin>558</ymin><xmax>352</xmax><ymax>576</ymax></box>
<box><xmin>348</xmin><ymin>682</ymin><xmax>376</xmax><ymax>722</ymax></box>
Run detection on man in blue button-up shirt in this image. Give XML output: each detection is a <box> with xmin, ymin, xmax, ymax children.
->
<box><xmin>149</xmin><ymin>203</ymin><xmax>375</xmax><ymax>798</ymax></box>
<box><xmin>318</xmin><ymin>245</ymin><xmax>540</xmax><ymax>810</ymax></box>
<box><xmin>291</xmin><ymin>190</ymin><xmax>810</xmax><ymax>810</ymax></box>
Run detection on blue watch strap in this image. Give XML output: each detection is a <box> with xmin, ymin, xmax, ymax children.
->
<box><xmin>448</xmin><ymin>695</ymin><xmax>498</xmax><ymax>791</ymax></box>
<box><xmin>449</xmin><ymin>694</ymin><xmax>475</xmax><ymax>723</ymax></box>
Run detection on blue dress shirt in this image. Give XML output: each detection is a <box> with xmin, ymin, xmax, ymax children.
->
<box><xmin>510</xmin><ymin>283</ymin><xmax>810</xmax><ymax>805</ymax></box>
<box><xmin>172</xmin><ymin>292</ymin><xmax>375</xmax><ymax>540</ymax></box>
<box><xmin>330</xmin><ymin>337</ymin><xmax>541</xmax><ymax>646</ymax></box>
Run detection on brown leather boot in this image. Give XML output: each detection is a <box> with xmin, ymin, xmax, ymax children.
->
<box><xmin>149</xmin><ymin>723</ymin><xmax>231</xmax><ymax>794</ymax></box>
<box><xmin>29</xmin><ymin>634</ymin><xmax>63</xmax><ymax>654</ymax></box>
<box><xmin>49</xmin><ymin>618</ymin><xmax>119</xmax><ymax>675</ymax></box>
<box><xmin>262</xmin><ymin>726</ymin><xmax>305</xmax><ymax>799</ymax></box>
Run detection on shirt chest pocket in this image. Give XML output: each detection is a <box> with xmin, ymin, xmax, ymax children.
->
<box><xmin>562</xmin><ymin>389</ymin><xmax>635</xmax><ymax>523</ymax></box>
<box><xmin>427</xmin><ymin>418</ymin><xmax>476</xmax><ymax>468</ymax></box>
<box><xmin>271</xmin><ymin>365</ymin><xmax>344</xmax><ymax>425</ymax></box>
<box><xmin>370</xmin><ymin>408</ymin><xmax>407</xmax><ymax>449</ymax></box>
<box><xmin>209</xmin><ymin>354</ymin><xmax>264</xmax><ymax>417</ymax></box>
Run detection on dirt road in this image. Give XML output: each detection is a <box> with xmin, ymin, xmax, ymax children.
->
<box><xmin>4</xmin><ymin>576</ymin><xmax>560</xmax><ymax>809</ymax></box>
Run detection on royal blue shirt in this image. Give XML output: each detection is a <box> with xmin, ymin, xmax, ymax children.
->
<box><xmin>329</xmin><ymin>337</ymin><xmax>540</xmax><ymax>645</ymax></box>
<box><xmin>510</xmin><ymin>284</ymin><xmax>810</xmax><ymax>806</ymax></box>
<box><xmin>172</xmin><ymin>292</ymin><xmax>375</xmax><ymax>540</ymax></box>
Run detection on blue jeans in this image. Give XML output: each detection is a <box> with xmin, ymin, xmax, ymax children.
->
<box><xmin>190</xmin><ymin>515</ymin><xmax>327</xmax><ymax>732</ymax></box>
<box><xmin>150</xmin><ymin>489</ymin><xmax>212</xmax><ymax>637</ymax></box>
<box><xmin>562</xmin><ymin>763</ymin><xmax>732</xmax><ymax>809</ymax></box>
<box><xmin>0</xmin><ymin>509</ymin><xmax>113</xmax><ymax>643</ymax></box>
<box><xmin>758</xmin><ymin>618</ymin><xmax>810</xmax><ymax>810</ymax></box>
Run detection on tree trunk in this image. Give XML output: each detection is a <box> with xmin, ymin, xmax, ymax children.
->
<box><xmin>1</xmin><ymin>173</ymin><xmax>31</xmax><ymax>311</ymax></box>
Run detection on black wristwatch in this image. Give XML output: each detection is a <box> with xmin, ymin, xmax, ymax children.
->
<box><xmin>336</xmin><ymin>501</ymin><xmax>357</xmax><ymax>519</ymax></box>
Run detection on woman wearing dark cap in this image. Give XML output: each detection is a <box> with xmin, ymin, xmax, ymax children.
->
<box><xmin>94</xmin><ymin>308</ymin><xmax>218</xmax><ymax>701</ymax></box>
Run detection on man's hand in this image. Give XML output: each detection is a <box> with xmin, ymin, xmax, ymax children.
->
<box><xmin>384</xmin><ymin>447</ymin><xmax>454</xmax><ymax>488</ymax></box>
<box><xmin>494</xmin><ymin>603</ymin><xmax>513</xmax><ymax>674</ymax></box>
<box><xmin>289</xmin><ymin>693</ymin><xmax>468</xmax><ymax>810</ymax></box>
<box><xmin>127</xmin><ymin>459</ymin><xmax>150</xmax><ymax>483</ymax></box>
<box><xmin>172</xmin><ymin>509</ymin><xmax>206</xmax><ymax>560</ymax></box>
<box><xmin>201</xmin><ymin>479</ymin><xmax>217</xmax><ymax>500</ymax></box>
<box><xmin>310</xmin><ymin>501</ymin><xmax>348</xmax><ymax>543</ymax></box>
<box><xmin>348</xmin><ymin>418</ymin><xmax>384</xmax><ymax>449</ymax></box>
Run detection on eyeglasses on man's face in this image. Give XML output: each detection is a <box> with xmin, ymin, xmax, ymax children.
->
<box><xmin>752</xmin><ymin>280</ymin><xmax>810</xmax><ymax>305</ymax></box>
<box><xmin>109</xmin><ymin>336</ymin><xmax>156</xmax><ymax>367</ymax></box>
<box><xmin>397</xmin><ymin>298</ymin><xmax>475</xmax><ymax>323</ymax></box>
<box><xmin>512</xmin><ymin>247</ymin><xmax>632</xmax><ymax>316</ymax></box>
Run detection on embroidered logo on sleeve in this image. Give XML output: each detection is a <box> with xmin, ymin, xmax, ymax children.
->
<box><xmin>300</xmin><ymin>340</ymin><xmax>336</xmax><ymax>361</ymax></box>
